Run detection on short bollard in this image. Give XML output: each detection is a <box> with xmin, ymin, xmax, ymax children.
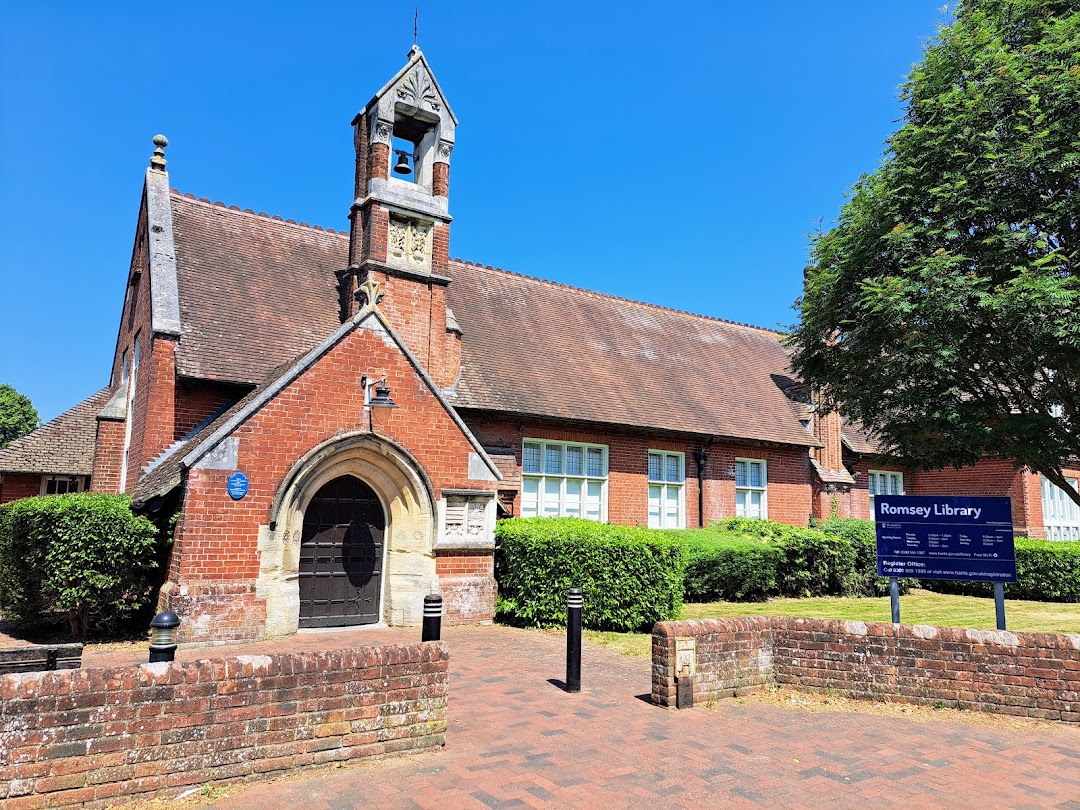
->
<box><xmin>422</xmin><ymin>594</ymin><xmax>443</xmax><ymax>642</ymax></box>
<box><xmin>148</xmin><ymin>611</ymin><xmax>180</xmax><ymax>663</ymax></box>
<box><xmin>566</xmin><ymin>588</ymin><xmax>582</xmax><ymax>693</ymax></box>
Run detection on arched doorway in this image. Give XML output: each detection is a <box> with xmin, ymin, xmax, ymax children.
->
<box><xmin>298</xmin><ymin>475</ymin><xmax>385</xmax><ymax>627</ymax></box>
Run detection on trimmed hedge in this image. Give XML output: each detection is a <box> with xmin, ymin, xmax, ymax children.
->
<box><xmin>673</xmin><ymin>518</ymin><xmax>872</xmax><ymax>601</ymax></box>
<box><xmin>922</xmin><ymin>537</ymin><xmax>1080</xmax><ymax>602</ymax></box>
<box><xmin>0</xmin><ymin>493</ymin><xmax>159</xmax><ymax>637</ymax></box>
<box><xmin>494</xmin><ymin>517</ymin><xmax>685</xmax><ymax>631</ymax></box>
<box><xmin>817</xmin><ymin>518</ymin><xmax>919</xmax><ymax>596</ymax></box>
<box><xmin>817</xmin><ymin>518</ymin><xmax>1080</xmax><ymax>603</ymax></box>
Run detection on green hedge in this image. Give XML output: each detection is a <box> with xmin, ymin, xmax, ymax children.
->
<box><xmin>921</xmin><ymin>537</ymin><xmax>1080</xmax><ymax>602</ymax></box>
<box><xmin>0</xmin><ymin>493</ymin><xmax>159</xmax><ymax>637</ymax></box>
<box><xmin>494</xmin><ymin>518</ymin><xmax>685</xmax><ymax>631</ymax></box>
<box><xmin>672</xmin><ymin>518</ymin><xmax>914</xmax><ymax>602</ymax></box>
<box><xmin>817</xmin><ymin>518</ymin><xmax>919</xmax><ymax>596</ymax></box>
<box><xmin>817</xmin><ymin>518</ymin><xmax>1080</xmax><ymax>603</ymax></box>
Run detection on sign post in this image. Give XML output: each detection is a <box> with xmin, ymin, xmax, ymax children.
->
<box><xmin>875</xmin><ymin>495</ymin><xmax>1015</xmax><ymax>628</ymax></box>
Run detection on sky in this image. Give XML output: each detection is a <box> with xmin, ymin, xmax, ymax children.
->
<box><xmin>0</xmin><ymin>1</ymin><xmax>949</xmax><ymax>422</ymax></box>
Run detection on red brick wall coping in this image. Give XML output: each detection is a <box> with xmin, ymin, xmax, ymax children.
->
<box><xmin>0</xmin><ymin>641</ymin><xmax>449</xmax><ymax>809</ymax></box>
<box><xmin>652</xmin><ymin>617</ymin><xmax>1080</xmax><ymax>722</ymax></box>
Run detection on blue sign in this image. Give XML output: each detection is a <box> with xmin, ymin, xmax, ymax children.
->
<box><xmin>875</xmin><ymin>495</ymin><xmax>1016</xmax><ymax>582</ymax></box>
<box><xmin>227</xmin><ymin>472</ymin><xmax>249</xmax><ymax>500</ymax></box>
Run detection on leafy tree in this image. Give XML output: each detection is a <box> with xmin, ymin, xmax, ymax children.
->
<box><xmin>790</xmin><ymin>0</ymin><xmax>1080</xmax><ymax>506</ymax></box>
<box><xmin>0</xmin><ymin>493</ymin><xmax>159</xmax><ymax>638</ymax></box>
<box><xmin>0</xmin><ymin>384</ymin><xmax>39</xmax><ymax>448</ymax></box>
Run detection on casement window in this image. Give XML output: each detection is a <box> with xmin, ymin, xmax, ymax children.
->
<box><xmin>868</xmin><ymin>470</ymin><xmax>904</xmax><ymax>512</ymax></box>
<box><xmin>521</xmin><ymin>439</ymin><xmax>607</xmax><ymax>521</ymax></box>
<box><xmin>648</xmin><ymin>451</ymin><xmax>685</xmax><ymax>529</ymax></box>
<box><xmin>40</xmin><ymin>476</ymin><xmax>86</xmax><ymax>496</ymax></box>
<box><xmin>1041</xmin><ymin>476</ymin><xmax>1080</xmax><ymax>541</ymax></box>
<box><xmin>735</xmin><ymin>458</ymin><xmax>767</xmax><ymax>519</ymax></box>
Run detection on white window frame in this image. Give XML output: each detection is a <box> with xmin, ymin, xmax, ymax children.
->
<box><xmin>119</xmin><ymin>335</ymin><xmax>140</xmax><ymax>491</ymax></box>
<box><xmin>40</xmin><ymin>476</ymin><xmax>86</xmax><ymax>496</ymax></box>
<box><xmin>1041</xmin><ymin>475</ymin><xmax>1080</xmax><ymax>541</ymax></box>
<box><xmin>521</xmin><ymin>439</ymin><xmax>608</xmax><ymax>522</ymax></box>
<box><xmin>648</xmin><ymin>450</ymin><xmax>685</xmax><ymax>529</ymax></box>
<box><xmin>735</xmin><ymin>457</ymin><xmax>767</xmax><ymax>519</ymax></box>
<box><xmin>868</xmin><ymin>470</ymin><xmax>904</xmax><ymax>512</ymax></box>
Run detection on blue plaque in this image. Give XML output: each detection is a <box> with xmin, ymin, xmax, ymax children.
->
<box><xmin>227</xmin><ymin>472</ymin><xmax>249</xmax><ymax>500</ymax></box>
<box><xmin>875</xmin><ymin>495</ymin><xmax>1016</xmax><ymax>582</ymax></box>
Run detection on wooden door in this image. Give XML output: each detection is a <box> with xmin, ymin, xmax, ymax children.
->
<box><xmin>298</xmin><ymin>475</ymin><xmax>384</xmax><ymax>627</ymax></box>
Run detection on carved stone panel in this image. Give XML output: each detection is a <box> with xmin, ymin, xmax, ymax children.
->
<box><xmin>387</xmin><ymin>216</ymin><xmax>432</xmax><ymax>273</ymax></box>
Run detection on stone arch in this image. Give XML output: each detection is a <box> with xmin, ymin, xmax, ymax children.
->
<box><xmin>255</xmin><ymin>432</ymin><xmax>438</xmax><ymax>637</ymax></box>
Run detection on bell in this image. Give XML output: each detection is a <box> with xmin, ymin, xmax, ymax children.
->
<box><xmin>393</xmin><ymin>151</ymin><xmax>412</xmax><ymax>175</ymax></box>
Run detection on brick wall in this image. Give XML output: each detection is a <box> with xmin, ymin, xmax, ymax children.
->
<box><xmin>911</xmin><ymin>462</ymin><xmax>1044</xmax><ymax>536</ymax></box>
<box><xmin>166</xmin><ymin>318</ymin><xmax>495</xmax><ymax>641</ymax></box>
<box><xmin>0</xmin><ymin>641</ymin><xmax>448</xmax><ymax>809</ymax></box>
<box><xmin>653</xmin><ymin>617</ymin><xmax>1080</xmax><ymax>721</ymax></box>
<box><xmin>90</xmin><ymin>418</ymin><xmax>125</xmax><ymax>494</ymax></box>
<box><xmin>173</xmin><ymin>380</ymin><xmax>248</xmax><ymax>441</ymax></box>
<box><xmin>0</xmin><ymin>474</ymin><xmax>42</xmax><ymax>505</ymax></box>
<box><xmin>464</xmin><ymin>413</ymin><xmax>814</xmax><ymax>529</ymax></box>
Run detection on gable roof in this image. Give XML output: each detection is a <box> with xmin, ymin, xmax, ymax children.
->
<box><xmin>133</xmin><ymin>305</ymin><xmax>501</xmax><ymax>504</ymax></box>
<box><xmin>0</xmin><ymin>389</ymin><xmax>110</xmax><ymax>476</ymax></box>
<box><xmin>170</xmin><ymin>193</ymin><xmax>346</xmax><ymax>383</ymax></box>
<box><xmin>444</xmin><ymin>262</ymin><xmax>820</xmax><ymax>448</ymax></box>
<box><xmin>163</xmin><ymin>194</ymin><xmax>819</xmax><ymax>449</ymax></box>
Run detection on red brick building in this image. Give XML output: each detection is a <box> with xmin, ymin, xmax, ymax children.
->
<box><xmin>2</xmin><ymin>50</ymin><xmax>1078</xmax><ymax>642</ymax></box>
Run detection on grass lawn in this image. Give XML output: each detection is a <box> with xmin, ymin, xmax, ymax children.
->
<box><xmin>584</xmin><ymin>588</ymin><xmax>1080</xmax><ymax>660</ymax></box>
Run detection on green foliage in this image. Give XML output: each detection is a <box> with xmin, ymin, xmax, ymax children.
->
<box><xmin>0</xmin><ymin>493</ymin><xmax>159</xmax><ymax>637</ymax></box>
<box><xmin>789</xmin><ymin>0</ymin><xmax>1080</xmax><ymax>506</ymax></box>
<box><xmin>675</xmin><ymin>531</ymin><xmax>781</xmax><ymax>601</ymax></box>
<box><xmin>494</xmin><ymin>518</ymin><xmax>685</xmax><ymax>631</ymax></box>
<box><xmin>0</xmin><ymin>383</ymin><xmax>40</xmax><ymax>448</ymax></box>
<box><xmin>818</xmin><ymin>518</ymin><xmax>919</xmax><ymax>596</ymax></box>
<box><xmin>922</xmin><ymin>536</ymin><xmax>1080</xmax><ymax>602</ymax></box>
<box><xmin>674</xmin><ymin>518</ymin><xmax>899</xmax><ymax>602</ymax></box>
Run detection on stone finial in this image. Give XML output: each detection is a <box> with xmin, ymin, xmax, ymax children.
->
<box><xmin>150</xmin><ymin>134</ymin><xmax>169</xmax><ymax>171</ymax></box>
<box><xmin>356</xmin><ymin>278</ymin><xmax>384</xmax><ymax>308</ymax></box>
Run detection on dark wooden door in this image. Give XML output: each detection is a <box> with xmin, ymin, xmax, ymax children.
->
<box><xmin>298</xmin><ymin>475</ymin><xmax>384</xmax><ymax>627</ymax></box>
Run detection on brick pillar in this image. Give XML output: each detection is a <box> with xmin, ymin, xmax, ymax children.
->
<box><xmin>92</xmin><ymin>415</ymin><xmax>126</xmax><ymax>493</ymax></box>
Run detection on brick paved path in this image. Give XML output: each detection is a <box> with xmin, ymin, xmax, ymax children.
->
<box><xmin>183</xmin><ymin>624</ymin><xmax>1080</xmax><ymax>809</ymax></box>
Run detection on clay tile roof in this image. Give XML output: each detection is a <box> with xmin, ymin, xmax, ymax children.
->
<box><xmin>132</xmin><ymin>379</ymin><xmax>272</xmax><ymax>504</ymax></box>
<box><xmin>445</xmin><ymin>261</ymin><xmax>819</xmax><ymax>447</ymax></box>
<box><xmin>0</xmin><ymin>389</ymin><xmax>110</xmax><ymax>476</ymax></box>
<box><xmin>841</xmin><ymin>418</ymin><xmax>884</xmax><ymax>456</ymax></box>
<box><xmin>170</xmin><ymin>193</ymin><xmax>348</xmax><ymax>384</ymax></box>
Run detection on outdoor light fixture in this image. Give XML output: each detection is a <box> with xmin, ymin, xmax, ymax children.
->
<box><xmin>362</xmin><ymin>374</ymin><xmax>399</xmax><ymax>431</ymax></box>
<box><xmin>148</xmin><ymin>611</ymin><xmax>180</xmax><ymax>663</ymax></box>
<box><xmin>393</xmin><ymin>149</ymin><xmax>412</xmax><ymax>175</ymax></box>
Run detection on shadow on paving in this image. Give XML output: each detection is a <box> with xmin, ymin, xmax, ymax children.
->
<box><xmin>184</xmin><ymin>624</ymin><xmax>1080</xmax><ymax>809</ymax></box>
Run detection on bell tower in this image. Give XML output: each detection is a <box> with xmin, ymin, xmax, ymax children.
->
<box><xmin>344</xmin><ymin>46</ymin><xmax>459</xmax><ymax>385</ymax></box>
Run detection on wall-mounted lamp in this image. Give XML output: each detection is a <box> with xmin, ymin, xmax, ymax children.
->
<box><xmin>362</xmin><ymin>374</ymin><xmax>399</xmax><ymax>431</ymax></box>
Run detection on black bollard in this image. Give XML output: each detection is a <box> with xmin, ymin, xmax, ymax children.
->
<box><xmin>566</xmin><ymin>588</ymin><xmax>582</xmax><ymax>693</ymax></box>
<box><xmin>422</xmin><ymin>594</ymin><xmax>443</xmax><ymax>642</ymax></box>
<box><xmin>148</xmin><ymin>611</ymin><xmax>180</xmax><ymax>663</ymax></box>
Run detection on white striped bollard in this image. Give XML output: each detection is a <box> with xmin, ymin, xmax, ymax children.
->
<box><xmin>422</xmin><ymin>594</ymin><xmax>443</xmax><ymax>642</ymax></box>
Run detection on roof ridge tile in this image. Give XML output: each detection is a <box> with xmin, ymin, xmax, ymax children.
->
<box><xmin>170</xmin><ymin>189</ymin><xmax>347</xmax><ymax>236</ymax></box>
<box><xmin>449</xmin><ymin>257</ymin><xmax>783</xmax><ymax>336</ymax></box>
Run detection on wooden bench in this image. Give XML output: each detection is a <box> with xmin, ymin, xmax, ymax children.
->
<box><xmin>0</xmin><ymin>643</ymin><xmax>83</xmax><ymax>675</ymax></box>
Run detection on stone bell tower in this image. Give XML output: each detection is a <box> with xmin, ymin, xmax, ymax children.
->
<box><xmin>343</xmin><ymin>46</ymin><xmax>460</xmax><ymax>387</ymax></box>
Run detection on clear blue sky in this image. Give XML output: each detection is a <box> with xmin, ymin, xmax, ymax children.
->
<box><xmin>1</xmin><ymin>1</ymin><xmax>946</xmax><ymax>422</ymax></box>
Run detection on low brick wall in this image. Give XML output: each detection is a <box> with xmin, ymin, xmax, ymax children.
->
<box><xmin>653</xmin><ymin>617</ymin><xmax>1080</xmax><ymax>721</ymax></box>
<box><xmin>0</xmin><ymin>641</ymin><xmax>448</xmax><ymax>809</ymax></box>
